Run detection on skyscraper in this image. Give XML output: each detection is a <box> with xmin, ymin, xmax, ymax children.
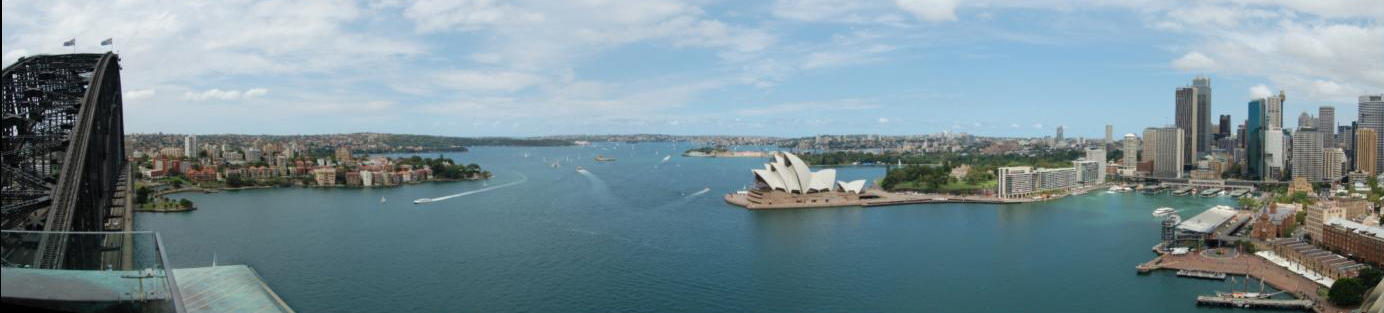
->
<box><xmin>184</xmin><ymin>135</ymin><xmax>197</xmax><ymax>159</ymax></box>
<box><xmin>1247</xmin><ymin>100</ymin><xmax>1265</xmax><ymax>180</ymax></box>
<box><xmin>1055</xmin><ymin>125</ymin><xmax>1064</xmax><ymax>143</ymax></box>
<box><xmin>1218</xmin><ymin>114</ymin><xmax>1231</xmax><ymax>139</ymax></box>
<box><xmin>1193</xmin><ymin>77</ymin><xmax>1212</xmax><ymax>153</ymax></box>
<box><xmin>1298</xmin><ymin>112</ymin><xmax>1315</xmax><ymax>129</ymax></box>
<box><xmin>1324</xmin><ymin>148</ymin><xmax>1345</xmax><ymax>182</ymax></box>
<box><xmin>1145</xmin><ymin>126</ymin><xmax>1183</xmax><ymax>178</ymax></box>
<box><xmin>1291</xmin><ymin>128</ymin><xmax>1323</xmax><ymax>182</ymax></box>
<box><xmin>1266</xmin><ymin>91</ymin><xmax>1285</xmax><ymax>129</ymax></box>
<box><xmin>1357</xmin><ymin>128</ymin><xmax>1378</xmax><ymax>176</ymax></box>
<box><xmin>1176</xmin><ymin>86</ymin><xmax>1199</xmax><ymax>164</ymax></box>
<box><xmin>1360</xmin><ymin>94</ymin><xmax>1384</xmax><ymax>173</ymax></box>
<box><xmin>1105</xmin><ymin>124</ymin><xmax>1113</xmax><ymax>147</ymax></box>
<box><xmin>1123</xmin><ymin>133</ymin><xmax>1138</xmax><ymax>168</ymax></box>
<box><xmin>1319</xmin><ymin>106</ymin><xmax>1335</xmax><ymax>146</ymax></box>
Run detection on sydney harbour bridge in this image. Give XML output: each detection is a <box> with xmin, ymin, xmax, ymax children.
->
<box><xmin>1</xmin><ymin>52</ymin><xmax>127</xmax><ymax>269</ymax></box>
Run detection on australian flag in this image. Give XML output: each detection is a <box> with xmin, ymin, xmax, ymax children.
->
<box><xmin>63</xmin><ymin>38</ymin><xmax>75</xmax><ymax>47</ymax></box>
<box><xmin>100</xmin><ymin>38</ymin><xmax>112</xmax><ymax>46</ymax></box>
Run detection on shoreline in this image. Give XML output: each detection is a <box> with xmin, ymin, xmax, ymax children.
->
<box><xmin>155</xmin><ymin>177</ymin><xmax>489</xmax><ymax>196</ymax></box>
<box><xmin>724</xmin><ymin>184</ymin><xmax>1109</xmax><ymax>209</ymax></box>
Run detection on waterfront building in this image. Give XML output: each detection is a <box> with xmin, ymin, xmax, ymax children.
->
<box><xmin>1291</xmin><ymin>128</ymin><xmax>1324</xmax><ymax>182</ymax></box>
<box><xmin>751</xmin><ymin>152</ymin><xmax>864</xmax><ymax>194</ymax></box>
<box><xmin>184</xmin><ymin>135</ymin><xmax>198</xmax><ymax>158</ymax></box>
<box><xmin>312</xmin><ymin>167</ymin><xmax>337</xmax><ymax>186</ymax></box>
<box><xmin>1073</xmin><ymin>160</ymin><xmax>1102</xmax><ymax>185</ymax></box>
<box><xmin>1122</xmin><ymin>133</ymin><xmax>1138</xmax><ymax>169</ymax></box>
<box><xmin>1175</xmin><ymin>205</ymin><xmax>1236</xmax><ymax>242</ymax></box>
<box><xmin>1358</xmin><ymin>128</ymin><xmax>1378</xmax><ymax>176</ymax></box>
<box><xmin>1144</xmin><ymin>126</ymin><xmax>1183</xmax><ymax>178</ymax></box>
<box><xmin>1361</xmin><ymin>94</ymin><xmax>1384</xmax><ymax>173</ymax></box>
<box><xmin>1321</xmin><ymin>218</ymin><xmax>1384</xmax><ymax>266</ymax></box>
<box><xmin>996</xmin><ymin>166</ymin><xmax>1077</xmax><ymax>199</ymax></box>
<box><xmin>1320</xmin><ymin>106</ymin><xmax>1336</xmax><ymax>145</ymax></box>
<box><xmin>1269</xmin><ymin>238</ymin><xmax>1365</xmax><ymax>280</ymax></box>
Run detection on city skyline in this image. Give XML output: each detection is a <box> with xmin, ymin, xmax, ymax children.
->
<box><xmin>3</xmin><ymin>0</ymin><xmax>1381</xmax><ymax>138</ymax></box>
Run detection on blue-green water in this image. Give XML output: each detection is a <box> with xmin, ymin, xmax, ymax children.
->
<box><xmin>141</xmin><ymin>143</ymin><xmax>1270</xmax><ymax>312</ymax></box>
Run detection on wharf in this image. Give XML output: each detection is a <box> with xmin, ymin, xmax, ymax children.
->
<box><xmin>723</xmin><ymin>189</ymin><xmax>1028</xmax><ymax>210</ymax></box>
<box><xmin>1176</xmin><ymin>269</ymin><xmax>1227</xmax><ymax>280</ymax></box>
<box><xmin>1196</xmin><ymin>296</ymin><xmax>1313</xmax><ymax>310</ymax></box>
<box><xmin>1137</xmin><ymin>251</ymin><xmax>1351</xmax><ymax>313</ymax></box>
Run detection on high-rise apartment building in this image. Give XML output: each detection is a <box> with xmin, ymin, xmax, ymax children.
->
<box><xmin>1122</xmin><ymin>133</ymin><xmax>1138</xmax><ymax>168</ymax></box>
<box><xmin>1360</xmin><ymin>95</ymin><xmax>1384</xmax><ymax>173</ymax></box>
<box><xmin>1105</xmin><ymin>124</ymin><xmax>1113</xmax><ymax>147</ymax></box>
<box><xmin>1145</xmin><ymin>126</ymin><xmax>1183</xmax><ymax>178</ymax></box>
<box><xmin>1357</xmin><ymin>128</ymin><xmax>1378</xmax><ymax>176</ymax></box>
<box><xmin>1320</xmin><ymin>106</ymin><xmax>1335</xmax><ymax>146</ymax></box>
<box><xmin>1292</xmin><ymin>129</ymin><xmax>1324</xmax><ymax>182</ymax></box>
<box><xmin>1176</xmin><ymin>86</ymin><xmax>1199</xmax><ymax>164</ymax></box>
<box><xmin>1218</xmin><ymin>115</ymin><xmax>1232</xmax><ymax>140</ymax></box>
<box><xmin>183</xmin><ymin>135</ymin><xmax>197</xmax><ymax>159</ymax></box>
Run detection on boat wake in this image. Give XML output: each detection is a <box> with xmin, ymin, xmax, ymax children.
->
<box><xmin>414</xmin><ymin>174</ymin><xmax>528</xmax><ymax>204</ymax></box>
<box><xmin>686</xmin><ymin>187</ymin><xmax>710</xmax><ymax>198</ymax></box>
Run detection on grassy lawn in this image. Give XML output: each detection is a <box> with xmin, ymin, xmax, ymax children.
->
<box><xmin>892</xmin><ymin>179</ymin><xmax>996</xmax><ymax>193</ymax></box>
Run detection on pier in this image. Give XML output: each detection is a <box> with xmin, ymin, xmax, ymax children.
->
<box><xmin>1176</xmin><ymin>269</ymin><xmax>1227</xmax><ymax>280</ymax></box>
<box><xmin>1137</xmin><ymin>251</ymin><xmax>1353</xmax><ymax>313</ymax></box>
<box><xmin>1196</xmin><ymin>296</ymin><xmax>1313</xmax><ymax>310</ymax></box>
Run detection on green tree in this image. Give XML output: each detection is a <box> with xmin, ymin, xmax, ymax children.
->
<box><xmin>1328</xmin><ymin>277</ymin><xmax>1367</xmax><ymax>306</ymax></box>
<box><xmin>135</xmin><ymin>186</ymin><xmax>150</xmax><ymax>204</ymax></box>
<box><xmin>1359</xmin><ymin>267</ymin><xmax>1384</xmax><ymax>288</ymax></box>
<box><xmin>178</xmin><ymin>198</ymin><xmax>193</xmax><ymax>208</ymax></box>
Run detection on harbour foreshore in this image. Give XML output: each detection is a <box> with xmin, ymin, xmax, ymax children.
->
<box><xmin>723</xmin><ymin>184</ymin><xmax>1110</xmax><ymax>209</ymax></box>
<box><xmin>1136</xmin><ymin>251</ymin><xmax>1351</xmax><ymax>313</ymax></box>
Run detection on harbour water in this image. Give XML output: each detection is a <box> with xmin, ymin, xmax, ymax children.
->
<box><xmin>140</xmin><ymin>143</ymin><xmax>1276</xmax><ymax>312</ymax></box>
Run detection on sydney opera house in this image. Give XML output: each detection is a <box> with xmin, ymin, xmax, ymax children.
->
<box><xmin>752</xmin><ymin>152</ymin><xmax>867</xmax><ymax>194</ymax></box>
<box><xmin>725</xmin><ymin>152</ymin><xmax>869</xmax><ymax>209</ymax></box>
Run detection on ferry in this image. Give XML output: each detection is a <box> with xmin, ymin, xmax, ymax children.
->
<box><xmin>1153</xmin><ymin>207</ymin><xmax>1177</xmax><ymax>217</ymax></box>
<box><xmin>1108</xmin><ymin>185</ymin><xmax>1133</xmax><ymax>192</ymax></box>
<box><xmin>413</xmin><ymin>198</ymin><xmax>435</xmax><ymax>204</ymax></box>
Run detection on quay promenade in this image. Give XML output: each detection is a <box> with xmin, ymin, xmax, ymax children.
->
<box><xmin>1138</xmin><ymin>251</ymin><xmax>1352</xmax><ymax>313</ymax></box>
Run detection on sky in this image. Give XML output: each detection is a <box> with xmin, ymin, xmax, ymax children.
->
<box><xmin>2</xmin><ymin>0</ymin><xmax>1381</xmax><ymax>138</ymax></box>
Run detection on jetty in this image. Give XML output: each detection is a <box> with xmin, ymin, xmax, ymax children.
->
<box><xmin>1176</xmin><ymin>269</ymin><xmax>1227</xmax><ymax>280</ymax></box>
<box><xmin>1195</xmin><ymin>296</ymin><xmax>1312</xmax><ymax>310</ymax></box>
<box><xmin>1136</xmin><ymin>251</ymin><xmax>1349</xmax><ymax>313</ymax></box>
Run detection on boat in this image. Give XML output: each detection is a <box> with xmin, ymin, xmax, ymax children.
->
<box><xmin>1153</xmin><ymin>207</ymin><xmax>1177</xmax><ymax>217</ymax></box>
<box><xmin>413</xmin><ymin>198</ymin><xmax>435</xmax><ymax>204</ymax></box>
<box><xmin>1108</xmin><ymin>185</ymin><xmax>1133</xmax><ymax>192</ymax></box>
<box><xmin>380</xmin><ymin>197</ymin><xmax>387</xmax><ymax>203</ymax></box>
<box><xmin>595</xmin><ymin>155</ymin><xmax>616</xmax><ymax>162</ymax></box>
<box><xmin>576</xmin><ymin>166</ymin><xmax>590</xmax><ymax>174</ymax></box>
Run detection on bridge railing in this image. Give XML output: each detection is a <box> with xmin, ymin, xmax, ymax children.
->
<box><xmin>1</xmin><ymin>230</ymin><xmax>185</xmax><ymax>313</ymax></box>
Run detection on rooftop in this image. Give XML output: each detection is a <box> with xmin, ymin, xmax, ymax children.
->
<box><xmin>1178</xmin><ymin>205</ymin><xmax>1238</xmax><ymax>234</ymax></box>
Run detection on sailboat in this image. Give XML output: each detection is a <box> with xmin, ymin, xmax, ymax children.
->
<box><xmin>380</xmin><ymin>197</ymin><xmax>387</xmax><ymax>204</ymax></box>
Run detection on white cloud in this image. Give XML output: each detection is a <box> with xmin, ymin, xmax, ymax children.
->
<box><xmin>183</xmin><ymin>88</ymin><xmax>268</xmax><ymax>101</ymax></box>
<box><xmin>3</xmin><ymin>49</ymin><xmax>30</xmax><ymax>67</ymax></box>
<box><xmin>877</xmin><ymin>117</ymin><xmax>890</xmax><ymax>124</ymax></box>
<box><xmin>435</xmin><ymin>70</ymin><xmax>545</xmax><ymax>92</ymax></box>
<box><xmin>1033</xmin><ymin>123</ymin><xmax>1044</xmax><ymax>129</ymax></box>
<box><xmin>125</xmin><ymin>89</ymin><xmax>155</xmax><ymax>101</ymax></box>
<box><xmin>1250</xmin><ymin>84</ymin><xmax>1273</xmax><ymax>99</ymax></box>
<box><xmin>1171</xmin><ymin>51</ymin><xmax>1216</xmax><ymax>71</ymax></box>
<box><xmin>895</xmin><ymin>0</ymin><xmax>959</xmax><ymax>23</ymax></box>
